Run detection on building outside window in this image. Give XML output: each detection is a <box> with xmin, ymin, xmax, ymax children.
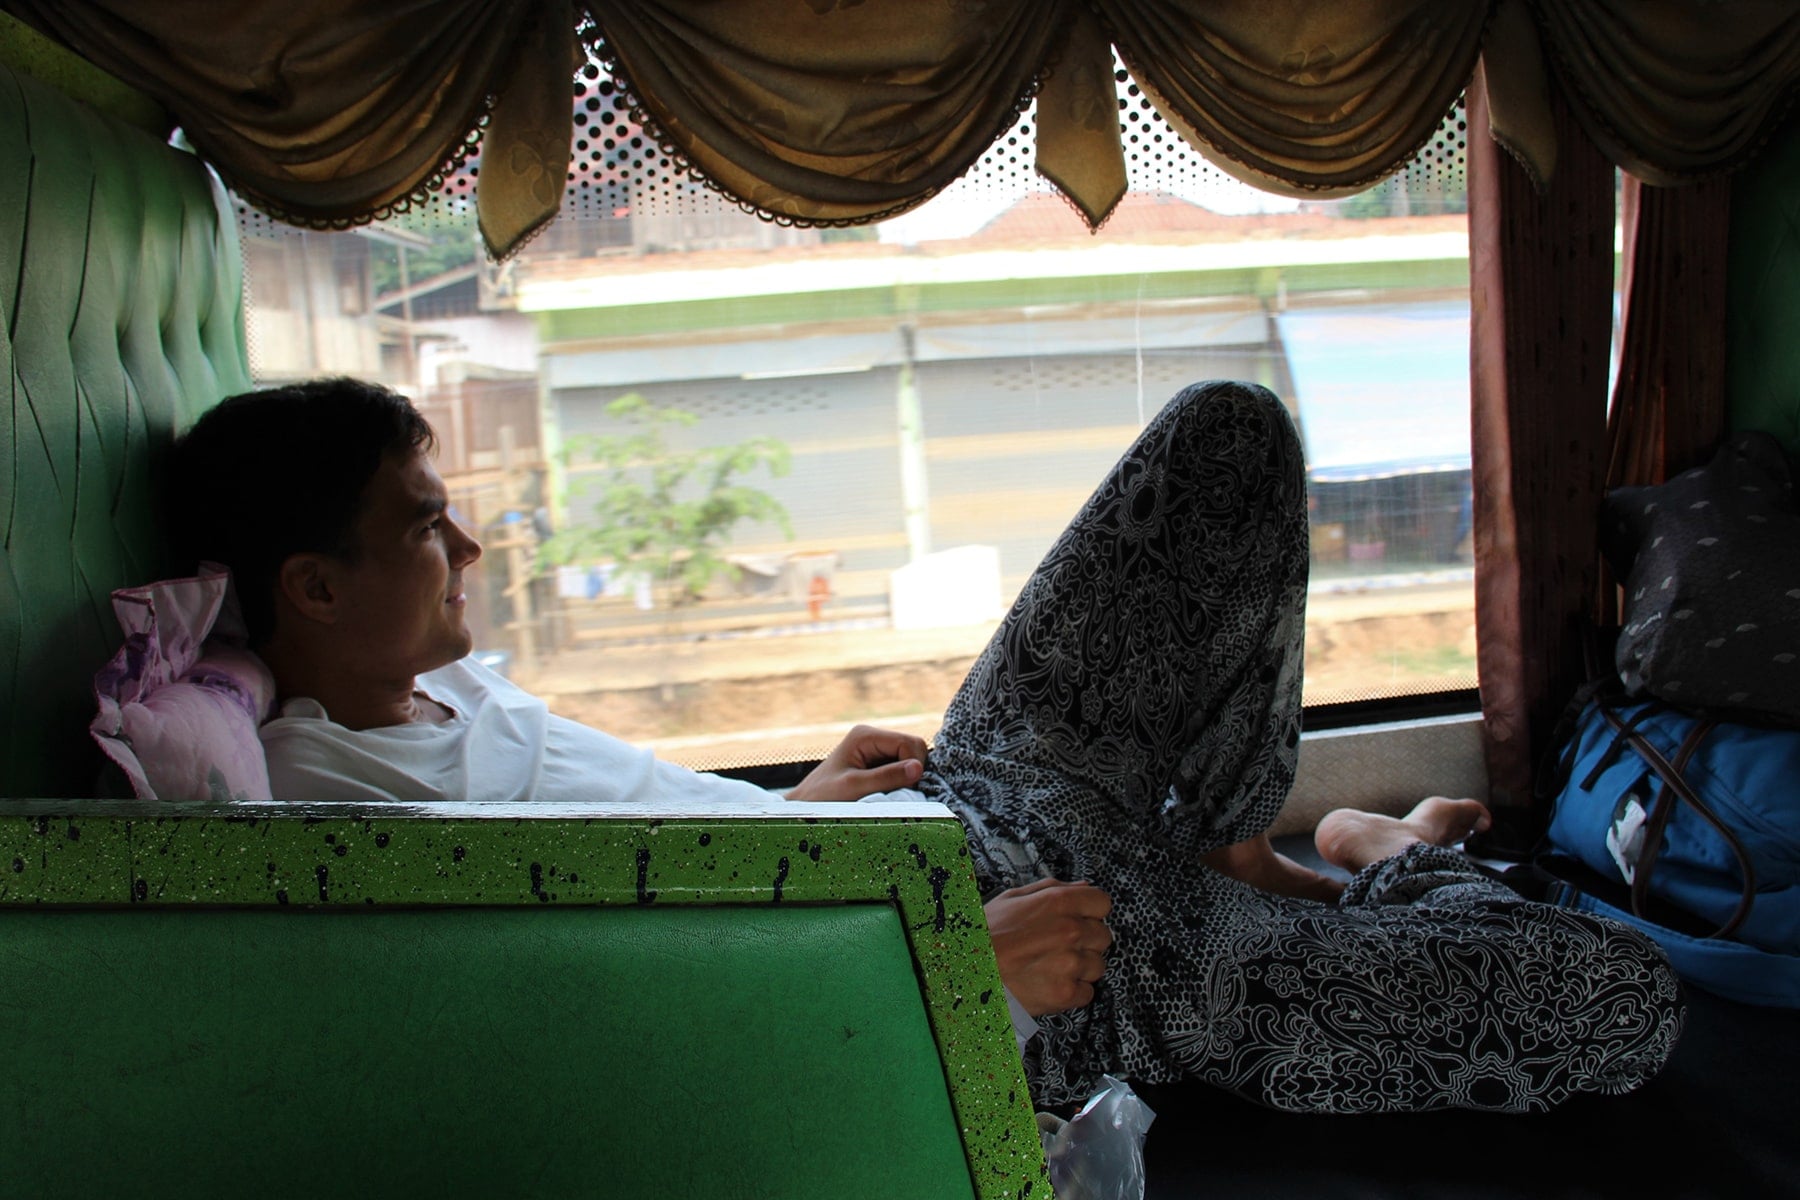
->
<box><xmin>234</xmin><ymin>63</ymin><xmax>1479</xmax><ymax>772</ymax></box>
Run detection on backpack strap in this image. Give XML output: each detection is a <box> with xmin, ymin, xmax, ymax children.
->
<box><xmin>1581</xmin><ymin>696</ymin><xmax>1664</xmax><ymax>790</ymax></box>
<box><xmin>1596</xmin><ymin>705</ymin><xmax>1759</xmax><ymax>940</ymax></box>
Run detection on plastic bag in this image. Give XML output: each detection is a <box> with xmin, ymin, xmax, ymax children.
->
<box><xmin>1036</xmin><ymin>1075</ymin><xmax>1156</xmax><ymax>1200</ymax></box>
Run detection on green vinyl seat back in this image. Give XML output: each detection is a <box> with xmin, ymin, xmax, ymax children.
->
<box><xmin>0</xmin><ymin>800</ymin><xmax>1047</xmax><ymax>1200</ymax></box>
<box><xmin>0</xmin><ymin>37</ymin><xmax>252</xmax><ymax>799</ymax></box>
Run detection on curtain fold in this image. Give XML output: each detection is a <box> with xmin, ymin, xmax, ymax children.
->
<box><xmin>583</xmin><ymin>0</ymin><xmax>1066</xmax><ymax>226</ymax></box>
<box><xmin>1595</xmin><ymin>174</ymin><xmax>1733</xmax><ymax>628</ymax></box>
<box><xmin>4</xmin><ymin>0</ymin><xmax>1798</xmax><ymax>252</ymax></box>
<box><xmin>1093</xmin><ymin>0</ymin><xmax>1489</xmax><ymax>197</ymax></box>
<box><xmin>1604</xmin><ymin>175</ymin><xmax>1733</xmax><ymax>491</ymax></box>
<box><xmin>1033</xmin><ymin>6</ymin><xmax>1130</xmax><ymax>228</ymax></box>
<box><xmin>4</xmin><ymin>0</ymin><xmax>538</xmax><ymax>247</ymax></box>
<box><xmin>477</xmin><ymin>0</ymin><xmax>578</xmax><ymax>260</ymax></box>
<box><xmin>1466</xmin><ymin>61</ymin><xmax>1615</xmax><ymax>813</ymax></box>
<box><xmin>1531</xmin><ymin>0</ymin><xmax>1800</xmax><ymax>187</ymax></box>
<box><xmin>1477</xmin><ymin>0</ymin><xmax>1555</xmax><ymax>190</ymax></box>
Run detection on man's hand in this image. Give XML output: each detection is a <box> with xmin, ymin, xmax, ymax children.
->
<box><xmin>786</xmin><ymin>725</ymin><xmax>928</xmax><ymax>801</ymax></box>
<box><xmin>984</xmin><ymin>878</ymin><xmax>1113</xmax><ymax>1017</ymax></box>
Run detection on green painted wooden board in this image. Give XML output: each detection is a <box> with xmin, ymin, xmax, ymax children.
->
<box><xmin>2</xmin><ymin>904</ymin><xmax>975</xmax><ymax>1199</ymax></box>
<box><xmin>0</xmin><ymin>802</ymin><xmax>1050</xmax><ymax>1200</ymax></box>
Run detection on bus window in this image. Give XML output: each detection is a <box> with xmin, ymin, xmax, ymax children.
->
<box><xmin>232</xmin><ymin>57</ymin><xmax>1476</xmax><ymax>773</ymax></box>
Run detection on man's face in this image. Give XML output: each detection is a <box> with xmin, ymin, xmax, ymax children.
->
<box><xmin>330</xmin><ymin>448</ymin><xmax>483</xmax><ymax>678</ymax></box>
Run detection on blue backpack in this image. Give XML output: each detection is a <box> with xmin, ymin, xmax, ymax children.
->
<box><xmin>1543</xmin><ymin>695</ymin><xmax>1800</xmax><ymax>1007</ymax></box>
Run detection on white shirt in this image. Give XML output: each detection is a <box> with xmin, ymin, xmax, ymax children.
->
<box><xmin>263</xmin><ymin>656</ymin><xmax>792</xmax><ymax>806</ymax></box>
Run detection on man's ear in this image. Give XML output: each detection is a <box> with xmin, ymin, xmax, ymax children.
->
<box><xmin>276</xmin><ymin>554</ymin><xmax>340</xmax><ymax>625</ymax></box>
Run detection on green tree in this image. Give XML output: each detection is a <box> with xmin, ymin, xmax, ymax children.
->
<box><xmin>368</xmin><ymin>208</ymin><xmax>479</xmax><ymax>299</ymax></box>
<box><xmin>542</xmin><ymin>394</ymin><xmax>793</xmax><ymax>606</ymax></box>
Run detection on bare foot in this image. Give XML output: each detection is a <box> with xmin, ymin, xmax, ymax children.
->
<box><xmin>1202</xmin><ymin>833</ymin><xmax>1346</xmax><ymax>902</ymax></box>
<box><xmin>1313</xmin><ymin>797</ymin><xmax>1492</xmax><ymax>875</ymax></box>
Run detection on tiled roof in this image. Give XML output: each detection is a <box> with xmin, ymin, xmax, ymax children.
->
<box><xmin>514</xmin><ymin>194</ymin><xmax>1465</xmax><ymax>287</ymax></box>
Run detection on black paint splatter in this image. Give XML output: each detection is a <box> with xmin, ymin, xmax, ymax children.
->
<box><xmin>452</xmin><ymin>845</ymin><xmax>466</xmax><ymax>862</ymax></box>
<box><xmin>529</xmin><ymin>862</ymin><xmax>549</xmax><ymax>903</ymax></box>
<box><xmin>697</xmin><ymin>832</ymin><xmax>711</xmax><ymax>847</ymax></box>
<box><xmin>907</xmin><ymin>842</ymin><xmax>928</xmax><ymax>870</ymax></box>
<box><xmin>65</xmin><ymin>824</ymin><xmax>79</xmax><ymax>841</ymax></box>
<box><xmin>132</xmin><ymin>877</ymin><xmax>147</xmax><ymax>902</ymax></box>
<box><xmin>980</xmin><ymin>989</ymin><xmax>993</xmax><ymax>1005</ymax></box>
<box><xmin>333</xmin><ymin>844</ymin><xmax>348</xmax><ymax>858</ymax></box>
<box><xmin>374</xmin><ymin>832</ymin><xmax>390</xmax><ymax>849</ymax></box>
<box><xmin>276</xmin><ymin>889</ymin><xmax>289</xmax><ymax>905</ymax></box>
<box><xmin>9</xmin><ymin>858</ymin><xmax>21</xmax><ymax>874</ymax></box>
<box><xmin>772</xmin><ymin>856</ymin><xmax>790</xmax><ymax>902</ymax></box>
<box><xmin>928</xmin><ymin>865</ymin><xmax>950</xmax><ymax>932</ymax></box>
<box><xmin>635</xmin><ymin>848</ymin><xmax>656</xmax><ymax>904</ymax></box>
<box><xmin>314</xmin><ymin>864</ymin><xmax>330</xmax><ymax>902</ymax></box>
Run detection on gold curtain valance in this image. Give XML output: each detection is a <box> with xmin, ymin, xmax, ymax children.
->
<box><xmin>1094</xmin><ymin>0</ymin><xmax>1490</xmax><ymax>197</ymax></box>
<box><xmin>1527</xmin><ymin>0</ymin><xmax>1800</xmax><ymax>188</ymax></box>
<box><xmin>5</xmin><ymin>0</ymin><xmax>1799</xmax><ymax>260</ymax></box>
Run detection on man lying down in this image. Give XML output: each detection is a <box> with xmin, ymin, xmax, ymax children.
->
<box><xmin>167</xmin><ymin>376</ymin><xmax>1683</xmax><ymax>1113</ymax></box>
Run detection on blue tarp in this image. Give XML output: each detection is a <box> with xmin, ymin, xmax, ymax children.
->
<box><xmin>1276</xmin><ymin>301</ymin><xmax>1471</xmax><ymax>483</ymax></box>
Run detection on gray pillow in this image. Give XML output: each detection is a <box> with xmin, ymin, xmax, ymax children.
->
<box><xmin>1600</xmin><ymin>430</ymin><xmax>1800</xmax><ymax>726</ymax></box>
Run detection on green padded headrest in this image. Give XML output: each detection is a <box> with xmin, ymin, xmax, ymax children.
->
<box><xmin>0</xmin><ymin>57</ymin><xmax>252</xmax><ymax>797</ymax></box>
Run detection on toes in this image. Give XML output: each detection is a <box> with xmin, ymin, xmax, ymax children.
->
<box><xmin>1443</xmin><ymin>798</ymin><xmax>1492</xmax><ymax>839</ymax></box>
<box><xmin>1411</xmin><ymin>796</ymin><xmax>1490</xmax><ymax>844</ymax></box>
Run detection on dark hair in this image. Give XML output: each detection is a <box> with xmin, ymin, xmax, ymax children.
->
<box><xmin>167</xmin><ymin>378</ymin><xmax>436</xmax><ymax>646</ymax></box>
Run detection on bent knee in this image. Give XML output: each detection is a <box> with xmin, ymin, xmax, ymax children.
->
<box><xmin>1163</xmin><ymin>380</ymin><xmax>1304</xmax><ymax>480</ymax></box>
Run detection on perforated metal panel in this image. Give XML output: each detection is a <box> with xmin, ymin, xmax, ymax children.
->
<box><xmin>240</xmin><ymin>46</ymin><xmax>1471</xmax><ymax>246</ymax></box>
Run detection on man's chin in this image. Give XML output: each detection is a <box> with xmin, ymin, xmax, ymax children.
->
<box><xmin>422</xmin><ymin>633</ymin><xmax>476</xmax><ymax>675</ymax></box>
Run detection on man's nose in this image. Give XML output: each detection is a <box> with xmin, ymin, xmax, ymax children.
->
<box><xmin>449</xmin><ymin>518</ymin><xmax>482</xmax><ymax>566</ymax></box>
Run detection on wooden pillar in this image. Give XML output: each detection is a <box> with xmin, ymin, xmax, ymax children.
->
<box><xmin>1466</xmin><ymin>62</ymin><xmax>1616</xmax><ymax>813</ymax></box>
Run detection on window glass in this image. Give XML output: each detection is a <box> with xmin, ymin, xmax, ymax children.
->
<box><xmin>232</xmin><ymin>59</ymin><xmax>1476</xmax><ymax>770</ymax></box>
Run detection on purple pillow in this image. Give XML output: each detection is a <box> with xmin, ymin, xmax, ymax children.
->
<box><xmin>90</xmin><ymin>564</ymin><xmax>276</xmax><ymax>801</ymax></box>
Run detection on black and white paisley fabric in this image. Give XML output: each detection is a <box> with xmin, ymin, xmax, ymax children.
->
<box><xmin>919</xmin><ymin>381</ymin><xmax>1685</xmax><ymax>1112</ymax></box>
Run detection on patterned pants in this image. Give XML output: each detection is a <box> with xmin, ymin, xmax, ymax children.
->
<box><xmin>918</xmin><ymin>381</ymin><xmax>1684</xmax><ymax>1112</ymax></box>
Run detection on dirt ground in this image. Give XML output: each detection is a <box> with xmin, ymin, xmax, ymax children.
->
<box><xmin>527</xmin><ymin>579</ymin><xmax>1477</xmax><ymax>768</ymax></box>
